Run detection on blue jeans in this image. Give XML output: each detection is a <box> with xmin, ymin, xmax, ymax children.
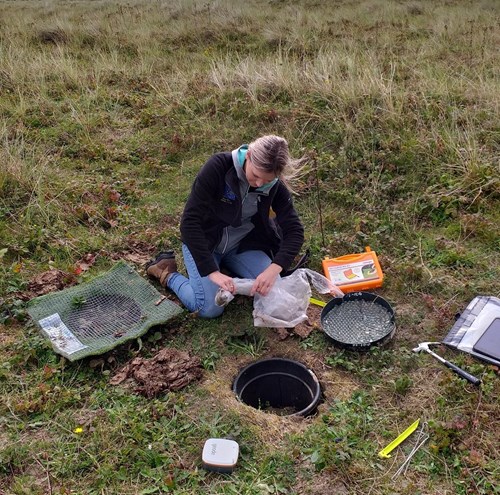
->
<box><xmin>167</xmin><ymin>244</ymin><xmax>272</xmax><ymax>318</ymax></box>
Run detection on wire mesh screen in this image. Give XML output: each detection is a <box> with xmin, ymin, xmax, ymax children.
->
<box><xmin>322</xmin><ymin>300</ymin><xmax>393</xmax><ymax>346</ymax></box>
<box><xmin>321</xmin><ymin>292</ymin><xmax>395</xmax><ymax>350</ymax></box>
<box><xmin>27</xmin><ymin>261</ymin><xmax>182</xmax><ymax>361</ymax></box>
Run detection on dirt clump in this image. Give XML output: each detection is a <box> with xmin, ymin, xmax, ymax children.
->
<box><xmin>108</xmin><ymin>238</ymin><xmax>158</xmax><ymax>266</ymax></box>
<box><xmin>17</xmin><ymin>269</ymin><xmax>77</xmax><ymax>301</ymax></box>
<box><xmin>110</xmin><ymin>348</ymin><xmax>203</xmax><ymax>398</ymax></box>
<box><xmin>293</xmin><ymin>304</ymin><xmax>323</xmax><ymax>338</ymax></box>
<box><xmin>273</xmin><ymin>303</ymin><xmax>324</xmax><ymax>340</ymax></box>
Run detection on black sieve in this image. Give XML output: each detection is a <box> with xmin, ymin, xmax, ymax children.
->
<box><xmin>321</xmin><ymin>291</ymin><xmax>395</xmax><ymax>351</ymax></box>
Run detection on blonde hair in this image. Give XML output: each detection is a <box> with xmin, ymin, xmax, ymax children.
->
<box><xmin>248</xmin><ymin>135</ymin><xmax>305</xmax><ymax>185</ymax></box>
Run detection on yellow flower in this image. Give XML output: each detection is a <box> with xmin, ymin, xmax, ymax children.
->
<box><xmin>74</xmin><ymin>427</ymin><xmax>84</xmax><ymax>434</ymax></box>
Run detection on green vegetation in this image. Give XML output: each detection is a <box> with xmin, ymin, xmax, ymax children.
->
<box><xmin>1</xmin><ymin>0</ymin><xmax>499</xmax><ymax>494</ymax></box>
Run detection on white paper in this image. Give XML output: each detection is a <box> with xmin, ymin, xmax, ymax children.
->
<box><xmin>38</xmin><ymin>313</ymin><xmax>88</xmax><ymax>354</ymax></box>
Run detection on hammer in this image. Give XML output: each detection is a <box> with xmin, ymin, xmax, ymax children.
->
<box><xmin>413</xmin><ymin>342</ymin><xmax>481</xmax><ymax>386</ymax></box>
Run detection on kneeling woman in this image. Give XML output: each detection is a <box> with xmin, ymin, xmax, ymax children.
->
<box><xmin>147</xmin><ymin>135</ymin><xmax>305</xmax><ymax>318</ymax></box>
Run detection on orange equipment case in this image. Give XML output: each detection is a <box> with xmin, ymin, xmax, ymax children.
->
<box><xmin>322</xmin><ymin>246</ymin><xmax>384</xmax><ymax>293</ymax></box>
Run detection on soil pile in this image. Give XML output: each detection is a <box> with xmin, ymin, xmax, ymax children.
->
<box><xmin>110</xmin><ymin>348</ymin><xmax>203</xmax><ymax>398</ymax></box>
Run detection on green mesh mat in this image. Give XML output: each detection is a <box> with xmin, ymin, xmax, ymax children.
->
<box><xmin>27</xmin><ymin>261</ymin><xmax>182</xmax><ymax>361</ymax></box>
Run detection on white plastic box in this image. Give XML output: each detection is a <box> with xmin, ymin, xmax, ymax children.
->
<box><xmin>202</xmin><ymin>438</ymin><xmax>239</xmax><ymax>473</ymax></box>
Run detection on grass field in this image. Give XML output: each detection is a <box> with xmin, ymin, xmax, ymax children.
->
<box><xmin>1</xmin><ymin>0</ymin><xmax>499</xmax><ymax>494</ymax></box>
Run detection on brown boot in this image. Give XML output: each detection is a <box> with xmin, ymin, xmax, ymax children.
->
<box><xmin>146</xmin><ymin>251</ymin><xmax>177</xmax><ymax>286</ymax></box>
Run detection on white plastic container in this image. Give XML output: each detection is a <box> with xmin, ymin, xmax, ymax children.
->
<box><xmin>202</xmin><ymin>438</ymin><xmax>239</xmax><ymax>473</ymax></box>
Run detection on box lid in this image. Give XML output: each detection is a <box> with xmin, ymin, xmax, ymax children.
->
<box><xmin>202</xmin><ymin>438</ymin><xmax>239</xmax><ymax>469</ymax></box>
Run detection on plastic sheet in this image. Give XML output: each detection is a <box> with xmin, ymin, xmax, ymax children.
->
<box><xmin>442</xmin><ymin>295</ymin><xmax>500</xmax><ymax>366</ymax></box>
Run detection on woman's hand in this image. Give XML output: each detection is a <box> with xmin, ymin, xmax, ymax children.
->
<box><xmin>251</xmin><ymin>263</ymin><xmax>282</xmax><ymax>296</ymax></box>
<box><xmin>208</xmin><ymin>271</ymin><xmax>235</xmax><ymax>293</ymax></box>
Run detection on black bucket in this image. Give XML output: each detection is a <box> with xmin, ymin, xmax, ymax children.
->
<box><xmin>233</xmin><ymin>358</ymin><xmax>321</xmax><ymax>417</ymax></box>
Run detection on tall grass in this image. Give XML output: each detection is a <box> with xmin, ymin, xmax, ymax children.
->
<box><xmin>0</xmin><ymin>0</ymin><xmax>497</xmax><ymax>262</ymax></box>
<box><xmin>0</xmin><ymin>0</ymin><xmax>497</xmax><ymax>270</ymax></box>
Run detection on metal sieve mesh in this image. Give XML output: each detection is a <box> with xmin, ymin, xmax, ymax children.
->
<box><xmin>27</xmin><ymin>261</ymin><xmax>182</xmax><ymax>361</ymax></box>
<box><xmin>66</xmin><ymin>293</ymin><xmax>142</xmax><ymax>339</ymax></box>
<box><xmin>322</xmin><ymin>299</ymin><xmax>394</xmax><ymax>347</ymax></box>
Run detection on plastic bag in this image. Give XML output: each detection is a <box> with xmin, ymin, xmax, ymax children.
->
<box><xmin>215</xmin><ymin>268</ymin><xmax>344</xmax><ymax>328</ymax></box>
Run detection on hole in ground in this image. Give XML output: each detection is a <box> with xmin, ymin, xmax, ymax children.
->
<box><xmin>233</xmin><ymin>358</ymin><xmax>321</xmax><ymax>417</ymax></box>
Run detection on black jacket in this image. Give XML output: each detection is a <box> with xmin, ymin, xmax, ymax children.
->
<box><xmin>180</xmin><ymin>152</ymin><xmax>304</xmax><ymax>277</ymax></box>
